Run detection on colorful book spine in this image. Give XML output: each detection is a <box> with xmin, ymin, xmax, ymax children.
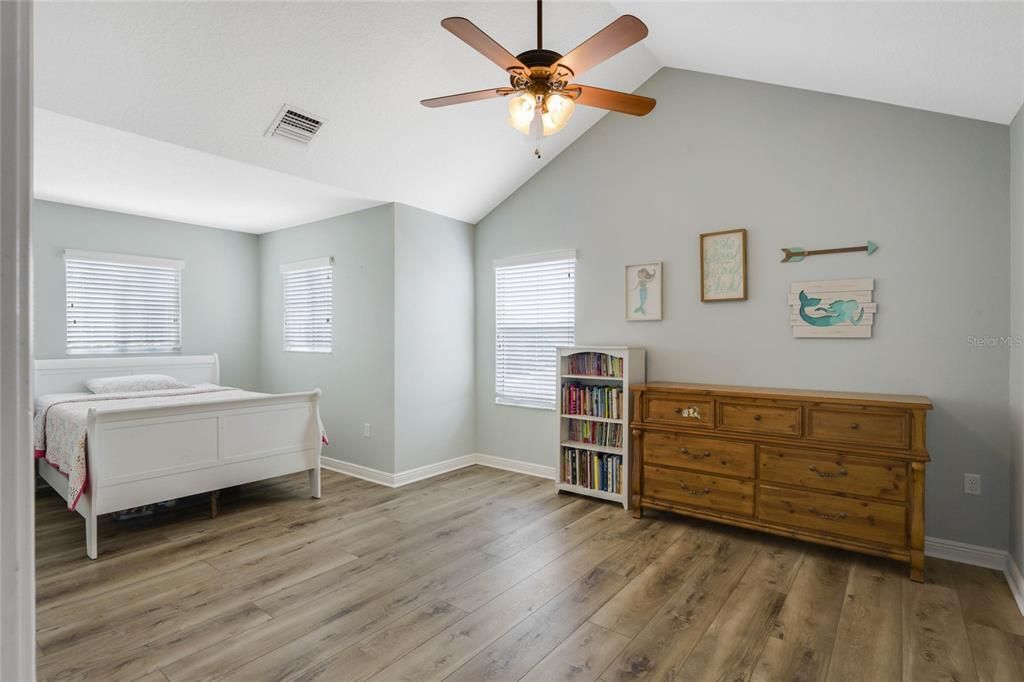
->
<box><xmin>566</xmin><ymin>421</ymin><xmax>623</xmax><ymax>448</ymax></box>
<box><xmin>560</xmin><ymin>447</ymin><xmax>623</xmax><ymax>494</ymax></box>
<box><xmin>561</xmin><ymin>383</ymin><xmax>623</xmax><ymax>420</ymax></box>
<box><xmin>565</xmin><ymin>352</ymin><xmax>624</xmax><ymax>378</ymax></box>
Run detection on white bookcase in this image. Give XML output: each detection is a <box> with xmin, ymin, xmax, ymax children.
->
<box><xmin>556</xmin><ymin>346</ymin><xmax>646</xmax><ymax>509</ymax></box>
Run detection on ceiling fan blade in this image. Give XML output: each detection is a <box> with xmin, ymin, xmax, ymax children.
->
<box><xmin>571</xmin><ymin>85</ymin><xmax>656</xmax><ymax>116</ymax></box>
<box><xmin>421</xmin><ymin>87</ymin><xmax>513</xmax><ymax>108</ymax></box>
<box><xmin>441</xmin><ymin>17</ymin><xmax>529</xmax><ymax>75</ymax></box>
<box><xmin>552</xmin><ymin>15</ymin><xmax>648</xmax><ymax>80</ymax></box>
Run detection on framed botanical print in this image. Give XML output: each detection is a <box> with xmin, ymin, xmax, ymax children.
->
<box><xmin>626</xmin><ymin>262</ymin><xmax>662</xmax><ymax>321</ymax></box>
<box><xmin>700</xmin><ymin>228</ymin><xmax>747</xmax><ymax>302</ymax></box>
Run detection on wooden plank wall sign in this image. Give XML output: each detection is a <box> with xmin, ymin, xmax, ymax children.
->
<box><xmin>789</xmin><ymin>279</ymin><xmax>875</xmax><ymax>338</ymax></box>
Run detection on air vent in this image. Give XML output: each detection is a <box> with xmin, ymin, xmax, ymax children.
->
<box><xmin>266</xmin><ymin>105</ymin><xmax>324</xmax><ymax>144</ymax></box>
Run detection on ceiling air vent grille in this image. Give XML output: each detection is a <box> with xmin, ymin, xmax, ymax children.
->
<box><xmin>266</xmin><ymin>105</ymin><xmax>324</xmax><ymax>144</ymax></box>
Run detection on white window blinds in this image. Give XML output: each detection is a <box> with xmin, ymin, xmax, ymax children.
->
<box><xmin>495</xmin><ymin>251</ymin><xmax>576</xmax><ymax>409</ymax></box>
<box><xmin>65</xmin><ymin>250</ymin><xmax>184</xmax><ymax>355</ymax></box>
<box><xmin>282</xmin><ymin>257</ymin><xmax>333</xmax><ymax>353</ymax></box>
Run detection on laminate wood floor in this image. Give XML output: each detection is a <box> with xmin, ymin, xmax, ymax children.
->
<box><xmin>35</xmin><ymin>466</ymin><xmax>1024</xmax><ymax>681</ymax></box>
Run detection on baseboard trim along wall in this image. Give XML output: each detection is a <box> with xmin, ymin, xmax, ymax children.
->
<box><xmin>923</xmin><ymin>536</ymin><xmax>1024</xmax><ymax>616</ymax></box>
<box><xmin>320</xmin><ymin>452</ymin><xmax>555</xmax><ymax>488</ymax></box>
<box><xmin>472</xmin><ymin>453</ymin><xmax>557</xmax><ymax>480</ymax></box>
<box><xmin>924</xmin><ymin>535</ymin><xmax>1008</xmax><ymax>570</ymax></box>
<box><xmin>321</xmin><ymin>452</ymin><xmax>1023</xmax><ymax>615</ymax></box>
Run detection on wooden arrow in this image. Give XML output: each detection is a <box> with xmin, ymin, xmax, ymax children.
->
<box><xmin>781</xmin><ymin>241</ymin><xmax>878</xmax><ymax>263</ymax></box>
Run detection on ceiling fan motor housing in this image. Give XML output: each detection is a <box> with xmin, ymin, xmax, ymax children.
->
<box><xmin>515</xmin><ymin>49</ymin><xmax>563</xmax><ymax>68</ymax></box>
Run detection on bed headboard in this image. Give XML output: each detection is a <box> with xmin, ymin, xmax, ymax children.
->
<box><xmin>33</xmin><ymin>354</ymin><xmax>220</xmax><ymax>396</ymax></box>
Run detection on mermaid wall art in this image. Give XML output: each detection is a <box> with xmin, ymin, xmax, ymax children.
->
<box><xmin>789</xmin><ymin>278</ymin><xmax>876</xmax><ymax>338</ymax></box>
<box><xmin>626</xmin><ymin>262</ymin><xmax>662</xmax><ymax>321</ymax></box>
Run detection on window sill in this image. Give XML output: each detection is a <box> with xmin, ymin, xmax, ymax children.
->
<box><xmin>66</xmin><ymin>349</ymin><xmax>182</xmax><ymax>356</ymax></box>
<box><xmin>495</xmin><ymin>398</ymin><xmax>555</xmax><ymax>412</ymax></box>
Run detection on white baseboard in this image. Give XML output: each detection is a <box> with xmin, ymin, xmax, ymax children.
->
<box><xmin>1006</xmin><ymin>555</ymin><xmax>1024</xmax><ymax>617</ymax></box>
<box><xmin>320</xmin><ymin>453</ymin><xmax>519</xmax><ymax>488</ymax></box>
<box><xmin>924</xmin><ymin>536</ymin><xmax>1024</xmax><ymax>617</ymax></box>
<box><xmin>321</xmin><ymin>457</ymin><xmax>396</xmax><ymax>487</ymax></box>
<box><xmin>925</xmin><ymin>536</ymin><xmax>1008</xmax><ymax>570</ymax></box>
<box><xmin>472</xmin><ymin>453</ymin><xmax>556</xmax><ymax>480</ymax></box>
<box><xmin>393</xmin><ymin>455</ymin><xmax>478</xmax><ymax>487</ymax></box>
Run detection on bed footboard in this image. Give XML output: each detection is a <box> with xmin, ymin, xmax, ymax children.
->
<box><xmin>77</xmin><ymin>390</ymin><xmax>322</xmax><ymax>558</ymax></box>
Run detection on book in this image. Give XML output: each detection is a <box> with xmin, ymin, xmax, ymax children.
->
<box><xmin>566</xmin><ymin>420</ymin><xmax>623</xmax><ymax>448</ymax></box>
<box><xmin>561</xmin><ymin>447</ymin><xmax>623</xmax><ymax>494</ymax></box>
<box><xmin>565</xmin><ymin>352</ymin><xmax>624</xmax><ymax>377</ymax></box>
<box><xmin>561</xmin><ymin>383</ymin><xmax>623</xmax><ymax>420</ymax></box>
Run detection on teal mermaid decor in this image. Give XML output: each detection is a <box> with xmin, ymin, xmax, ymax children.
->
<box><xmin>798</xmin><ymin>290</ymin><xmax>865</xmax><ymax>327</ymax></box>
<box><xmin>632</xmin><ymin>267</ymin><xmax>657</xmax><ymax>316</ymax></box>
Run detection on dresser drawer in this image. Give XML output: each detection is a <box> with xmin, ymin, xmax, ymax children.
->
<box><xmin>759</xmin><ymin>446</ymin><xmax>907</xmax><ymax>502</ymax></box>
<box><xmin>718</xmin><ymin>400</ymin><xmax>801</xmax><ymax>437</ymax></box>
<box><xmin>642</xmin><ymin>394</ymin><xmax>714</xmax><ymax>429</ymax></box>
<box><xmin>644</xmin><ymin>432</ymin><xmax>755</xmax><ymax>478</ymax></box>
<box><xmin>644</xmin><ymin>465</ymin><xmax>754</xmax><ymax>517</ymax></box>
<box><xmin>806</xmin><ymin>407</ymin><xmax>910</xmax><ymax>449</ymax></box>
<box><xmin>758</xmin><ymin>484</ymin><xmax>906</xmax><ymax>548</ymax></box>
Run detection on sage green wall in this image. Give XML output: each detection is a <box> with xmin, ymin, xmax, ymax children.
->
<box><xmin>1010</xmin><ymin>103</ymin><xmax>1024</xmax><ymax>570</ymax></box>
<box><xmin>258</xmin><ymin>204</ymin><xmax>397</xmax><ymax>473</ymax></box>
<box><xmin>475</xmin><ymin>68</ymin><xmax>1011</xmax><ymax>550</ymax></box>
<box><xmin>34</xmin><ymin>200</ymin><xmax>471</xmax><ymax>477</ymax></box>
<box><xmin>394</xmin><ymin>204</ymin><xmax>475</xmax><ymax>472</ymax></box>
<box><xmin>32</xmin><ymin>200</ymin><xmax>261</xmax><ymax>389</ymax></box>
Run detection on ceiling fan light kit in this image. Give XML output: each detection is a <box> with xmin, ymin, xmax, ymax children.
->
<box><xmin>423</xmin><ymin>0</ymin><xmax>656</xmax><ymax>153</ymax></box>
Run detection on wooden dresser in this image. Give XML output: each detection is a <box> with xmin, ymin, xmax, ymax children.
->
<box><xmin>630</xmin><ymin>382</ymin><xmax>932</xmax><ymax>580</ymax></box>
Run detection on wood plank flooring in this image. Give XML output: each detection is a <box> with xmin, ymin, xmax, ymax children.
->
<box><xmin>35</xmin><ymin>466</ymin><xmax>1024</xmax><ymax>681</ymax></box>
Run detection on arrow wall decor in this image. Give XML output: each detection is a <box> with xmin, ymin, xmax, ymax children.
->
<box><xmin>781</xmin><ymin>241</ymin><xmax>878</xmax><ymax>263</ymax></box>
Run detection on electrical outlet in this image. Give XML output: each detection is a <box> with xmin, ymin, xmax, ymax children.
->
<box><xmin>964</xmin><ymin>473</ymin><xmax>981</xmax><ymax>496</ymax></box>
<box><xmin>363</xmin><ymin>423</ymin><xmax>371</xmax><ymax>438</ymax></box>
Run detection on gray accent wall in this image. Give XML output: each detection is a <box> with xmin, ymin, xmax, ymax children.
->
<box><xmin>1011</xmin><ymin>103</ymin><xmax>1024</xmax><ymax>569</ymax></box>
<box><xmin>259</xmin><ymin>205</ymin><xmax>397</xmax><ymax>473</ymax></box>
<box><xmin>394</xmin><ymin>204</ymin><xmax>475</xmax><ymax>472</ymax></box>
<box><xmin>32</xmin><ymin>200</ymin><xmax>261</xmax><ymax>389</ymax></box>
<box><xmin>34</xmin><ymin>199</ymin><xmax>474</xmax><ymax>478</ymax></box>
<box><xmin>474</xmin><ymin>68</ymin><xmax>1011</xmax><ymax>550</ymax></box>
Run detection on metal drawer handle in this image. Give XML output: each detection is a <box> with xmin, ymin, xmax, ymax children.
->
<box><xmin>680</xmin><ymin>448</ymin><xmax>711</xmax><ymax>459</ymax></box>
<box><xmin>752</xmin><ymin>414</ymin><xmax>762</xmax><ymax>421</ymax></box>
<box><xmin>808</xmin><ymin>507</ymin><xmax>847</xmax><ymax>521</ymax></box>
<box><xmin>808</xmin><ymin>465</ymin><xmax>848</xmax><ymax>479</ymax></box>
<box><xmin>674</xmin><ymin>406</ymin><xmax>701</xmax><ymax>418</ymax></box>
<box><xmin>681</xmin><ymin>484</ymin><xmax>711</xmax><ymax>496</ymax></box>
<box><xmin>850</xmin><ymin>423</ymin><xmax>860</xmax><ymax>430</ymax></box>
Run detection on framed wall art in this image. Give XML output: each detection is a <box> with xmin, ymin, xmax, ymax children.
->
<box><xmin>700</xmin><ymin>228</ymin><xmax>747</xmax><ymax>302</ymax></box>
<box><xmin>626</xmin><ymin>262</ymin><xmax>662</xmax><ymax>321</ymax></box>
<box><xmin>790</xmin><ymin>278</ymin><xmax>876</xmax><ymax>338</ymax></box>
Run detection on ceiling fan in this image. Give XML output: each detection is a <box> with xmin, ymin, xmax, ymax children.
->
<box><xmin>421</xmin><ymin>0</ymin><xmax>655</xmax><ymax>147</ymax></box>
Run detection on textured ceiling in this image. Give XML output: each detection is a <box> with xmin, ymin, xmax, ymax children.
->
<box><xmin>34</xmin><ymin>1</ymin><xmax>1024</xmax><ymax>231</ymax></box>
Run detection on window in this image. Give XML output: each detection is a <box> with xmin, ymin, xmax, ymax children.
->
<box><xmin>282</xmin><ymin>257</ymin><xmax>333</xmax><ymax>353</ymax></box>
<box><xmin>495</xmin><ymin>250</ymin><xmax>576</xmax><ymax>409</ymax></box>
<box><xmin>65</xmin><ymin>250</ymin><xmax>183</xmax><ymax>355</ymax></box>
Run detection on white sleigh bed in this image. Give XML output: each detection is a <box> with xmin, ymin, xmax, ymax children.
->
<box><xmin>34</xmin><ymin>354</ymin><xmax>323</xmax><ymax>559</ymax></box>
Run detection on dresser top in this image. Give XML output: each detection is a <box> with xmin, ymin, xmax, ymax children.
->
<box><xmin>630</xmin><ymin>381</ymin><xmax>933</xmax><ymax>410</ymax></box>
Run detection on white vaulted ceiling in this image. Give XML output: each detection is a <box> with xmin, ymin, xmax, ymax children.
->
<box><xmin>34</xmin><ymin>1</ymin><xmax>1024</xmax><ymax>231</ymax></box>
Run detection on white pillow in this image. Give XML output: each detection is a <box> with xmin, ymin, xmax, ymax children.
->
<box><xmin>86</xmin><ymin>374</ymin><xmax>189</xmax><ymax>394</ymax></box>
